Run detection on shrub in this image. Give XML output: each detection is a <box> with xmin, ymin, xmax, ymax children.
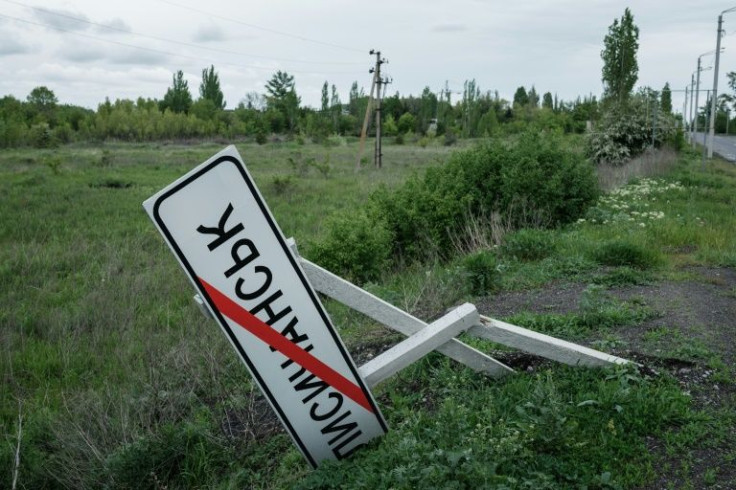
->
<box><xmin>501</xmin><ymin>229</ymin><xmax>556</xmax><ymax>262</ymax></box>
<box><xmin>255</xmin><ymin>131</ymin><xmax>267</xmax><ymax>145</ymax></box>
<box><xmin>271</xmin><ymin>175</ymin><xmax>294</xmax><ymax>195</ymax></box>
<box><xmin>313</xmin><ymin>131</ymin><xmax>598</xmax><ymax>278</ymax></box>
<box><xmin>29</xmin><ymin>122</ymin><xmax>56</xmax><ymax>148</ymax></box>
<box><xmin>443</xmin><ymin>127</ymin><xmax>458</xmax><ymax>146</ymax></box>
<box><xmin>397</xmin><ymin>112</ymin><xmax>416</xmax><ymax>134</ymax></box>
<box><xmin>587</xmin><ymin>99</ymin><xmax>678</xmax><ymax>165</ymax></box>
<box><xmin>372</xmin><ymin>131</ymin><xmax>598</xmax><ymax>261</ymax></box>
<box><xmin>310</xmin><ymin>210</ymin><xmax>394</xmax><ymax>284</ymax></box>
<box><xmin>590</xmin><ymin>240</ymin><xmax>660</xmax><ymax>269</ymax></box>
<box><xmin>462</xmin><ymin>250</ymin><xmax>500</xmax><ymax>295</ymax></box>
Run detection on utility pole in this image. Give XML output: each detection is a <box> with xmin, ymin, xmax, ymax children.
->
<box><xmin>356</xmin><ymin>53</ymin><xmax>378</xmax><ymax>171</ymax></box>
<box><xmin>369</xmin><ymin>50</ymin><xmax>387</xmax><ymax>169</ymax></box>
<box><xmin>690</xmin><ymin>73</ymin><xmax>696</xmax><ymax>144</ymax></box>
<box><xmin>709</xmin><ymin>7</ymin><xmax>736</xmax><ymax>158</ymax></box>
<box><xmin>695</xmin><ymin>57</ymin><xmax>703</xmax><ymax>142</ymax></box>
<box><xmin>683</xmin><ymin>85</ymin><xmax>689</xmax><ymax>135</ymax></box>
<box><xmin>356</xmin><ymin>50</ymin><xmax>387</xmax><ymax>170</ymax></box>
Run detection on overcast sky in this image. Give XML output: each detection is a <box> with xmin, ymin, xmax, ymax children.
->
<box><xmin>1</xmin><ymin>0</ymin><xmax>735</xmax><ymax>115</ymax></box>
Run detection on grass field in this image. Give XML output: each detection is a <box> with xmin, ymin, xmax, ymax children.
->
<box><xmin>1</xmin><ymin>138</ymin><xmax>734</xmax><ymax>488</ymax></box>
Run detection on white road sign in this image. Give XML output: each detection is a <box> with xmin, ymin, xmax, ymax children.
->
<box><xmin>143</xmin><ymin>146</ymin><xmax>387</xmax><ymax>467</ymax></box>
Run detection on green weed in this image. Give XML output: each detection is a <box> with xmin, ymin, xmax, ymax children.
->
<box><xmin>501</xmin><ymin>228</ymin><xmax>557</xmax><ymax>262</ymax></box>
<box><xmin>462</xmin><ymin>250</ymin><xmax>501</xmax><ymax>295</ymax></box>
<box><xmin>591</xmin><ymin>239</ymin><xmax>661</xmax><ymax>269</ymax></box>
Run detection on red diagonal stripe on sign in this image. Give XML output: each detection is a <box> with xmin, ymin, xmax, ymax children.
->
<box><xmin>198</xmin><ymin>278</ymin><xmax>374</xmax><ymax>414</ymax></box>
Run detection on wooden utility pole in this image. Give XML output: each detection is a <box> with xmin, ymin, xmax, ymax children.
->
<box><xmin>356</xmin><ymin>69</ymin><xmax>377</xmax><ymax>171</ymax></box>
<box><xmin>356</xmin><ymin>50</ymin><xmax>387</xmax><ymax>170</ymax></box>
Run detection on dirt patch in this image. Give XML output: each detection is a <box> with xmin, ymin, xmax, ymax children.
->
<box><xmin>476</xmin><ymin>267</ymin><xmax>736</xmax><ymax>365</ymax></box>
<box><xmin>476</xmin><ymin>266</ymin><xmax>736</xmax><ymax>489</ymax></box>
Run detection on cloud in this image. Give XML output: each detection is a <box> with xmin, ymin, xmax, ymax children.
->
<box><xmin>95</xmin><ymin>18</ymin><xmax>132</xmax><ymax>35</ymax></box>
<box><xmin>32</xmin><ymin>7</ymin><xmax>90</xmax><ymax>32</ymax></box>
<box><xmin>431</xmin><ymin>24</ymin><xmax>468</xmax><ymax>33</ymax></box>
<box><xmin>57</xmin><ymin>44</ymin><xmax>105</xmax><ymax>63</ymax></box>
<box><xmin>193</xmin><ymin>23</ymin><xmax>226</xmax><ymax>42</ymax></box>
<box><xmin>0</xmin><ymin>34</ymin><xmax>30</xmax><ymax>55</ymax></box>
<box><xmin>108</xmin><ymin>48</ymin><xmax>168</xmax><ymax>66</ymax></box>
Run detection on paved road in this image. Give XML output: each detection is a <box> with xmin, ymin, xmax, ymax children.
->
<box><xmin>692</xmin><ymin>132</ymin><xmax>736</xmax><ymax>162</ymax></box>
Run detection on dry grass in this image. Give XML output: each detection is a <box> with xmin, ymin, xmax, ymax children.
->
<box><xmin>597</xmin><ymin>147</ymin><xmax>679</xmax><ymax>191</ymax></box>
<box><xmin>450</xmin><ymin>199</ymin><xmax>553</xmax><ymax>257</ymax></box>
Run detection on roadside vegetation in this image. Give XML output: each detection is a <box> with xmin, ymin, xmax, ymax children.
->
<box><xmin>2</xmin><ymin>6</ymin><xmax>735</xmax><ymax>489</ymax></box>
<box><xmin>1</xmin><ymin>136</ymin><xmax>735</xmax><ymax>488</ymax></box>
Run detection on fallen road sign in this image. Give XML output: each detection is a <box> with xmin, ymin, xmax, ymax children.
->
<box><xmin>143</xmin><ymin>146</ymin><xmax>387</xmax><ymax>467</ymax></box>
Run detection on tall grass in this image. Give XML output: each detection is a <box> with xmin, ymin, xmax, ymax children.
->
<box><xmin>597</xmin><ymin>147</ymin><xmax>680</xmax><ymax>191</ymax></box>
<box><xmin>1</xmin><ymin>140</ymin><xmax>734</xmax><ymax>488</ymax></box>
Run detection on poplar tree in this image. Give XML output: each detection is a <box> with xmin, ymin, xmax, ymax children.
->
<box><xmin>542</xmin><ymin>92</ymin><xmax>554</xmax><ymax>110</ymax></box>
<box><xmin>199</xmin><ymin>65</ymin><xmax>226</xmax><ymax>109</ymax></box>
<box><xmin>321</xmin><ymin>81</ymin><xmax>329</xmax><ymax>113</ymax></box>
<box><xmin>513</xmin><ymin>86</ymin><xmax>529</xmax><ymax>107</ymax></box>
<box><xmin>601</xmin><ymin>8</ymin><xmax>639</xmax><ymax>104</ymax></box>
<box><xmin>661</xmin><ymin>82</ymin><xmax>672</xmax><ymax>114</ymax></box>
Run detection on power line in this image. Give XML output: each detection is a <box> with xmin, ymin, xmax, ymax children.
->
<box><xmin>1</xmin><ymin>0</ymin><xmax>363</xmax><ymax>66</ymax></box>
<box><xmin>156</xmin><ymin>0</ymin><xmax>365</xmax><ymax>54</ymax></box>
<box><xmin>0</xmin><ymin>12</ymin><xmax>361</xmax><ymax>75</ymax></box>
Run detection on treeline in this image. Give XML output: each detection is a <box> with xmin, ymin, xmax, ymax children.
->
<box><xmin>0</xmin><ymin>65</ymin><xmax>605</xmax><ymax>149</ymax></box>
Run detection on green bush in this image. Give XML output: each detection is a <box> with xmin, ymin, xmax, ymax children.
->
<box><xmin>462</xmin><ymin>250</ymin><xmax>500</xmax><ymax>295</ymax></box>
<box><xmin>312</xmin><ymin>131</ymin><xmax>598</xmax><ymax>279</ymax></box>
<box><xmin>310</xmin><ymin>210</ymin><xmax>394</xmax><ymax>284</ymax></box>
<box><xmin>501</xmin><ymin>229</ymin><xmax>556</xmax><ymax>262</ymax></box>
<box><xmin>372</xmin><ymin>131</ymin><xmax>598</xmax><ymax>260</ymax></box>
<box><xmin>29</xmin><ymin>122</ymin><xmax>56</xmax><ymax>148</ymax></box>
<box><xmin>443</xmin><ymin>127</ymin><xmax>458</xmax><ymax>146</ymax></box>
<box><xmin>587</xmin><ymin>98</ymin><xmax>678</xmax><ymax>165</ymax></box>
<box><xmin>590</xmin><ymin>240</ymin><xmax>660</xmax><ymax>269</ymax></box>
<box><xmin>397</xmin><ymin>112</ymin><xmax>416</xmax><ymax>134</ymax></box>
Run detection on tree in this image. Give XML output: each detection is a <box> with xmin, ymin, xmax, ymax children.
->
<box><xmin>397</xmin><ymin>112</ymin><xmax>416</xmax><ymax>134</ymax></box>
<box><xmin>513</xmin><ymin>86</ymin><xmax>529</xmax><ymax>107</ymax></box>
<box><xmin>265</xmin><ymin>71</ymin><xmax>301</xmax><ymax>132</ymax></box>
<box><xmin>321</xmin><ymin>81</ymin><xmax>329</xmax><ymax>113</ymax></box>
<box><xmin>330</xmin><ymin>84</ymin><xmax>341</xmax><ymax>131</ymax></box>
<box><xmin>242</xmin><ymin>91</ymin><xmax>266</xmax><ymax>111</ymax></box>
<box><xmin>528</xmin><ymin>86</ymin><xmax>539</xmax><ymax>108</ymax></box>
<box><xmin>660</xmin><ymin>82</ymin><xmax>672</xmax><ymax>114</ymax></box>
<box><xmin>419</xmin><ymin>87</ymin><xmax>438</xmax><ymax>134</ymax></box>
<box><xmin>542</xmin><ymin>92</ymin><xmax>554</xmax><ymax>110</ymax></box>
<box><xmin>27</xmin><ymin>86</ymin><xmax>58</xmax><ymax>109</ymax></box>
<box><xmin>601</xmin><ymin>8</ymin><xmax>640</xmax><ymax>104</ymax></box>
<box><xmin>348</xmin><ymin>81</ymin><xmax>361</xmax><ymax>117</ymax></box>
<box><xmin>191</xmin><ymin>98</ymin><xmax>218</xmax><ymax>121</ymax></box>
<box><xmin>266</xmin><ymin>70</ymin><xmax>295</xmax><ymax>100</ymax></box>
<box><xmin>161</xmin><ymin>70</ymin><xmax>192</xmax><ymax>114</ymax></box>
<box><xmin>199</xmin><ymin>65</ymin><xmax>225</xmax><ymax>109</ymax></box>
